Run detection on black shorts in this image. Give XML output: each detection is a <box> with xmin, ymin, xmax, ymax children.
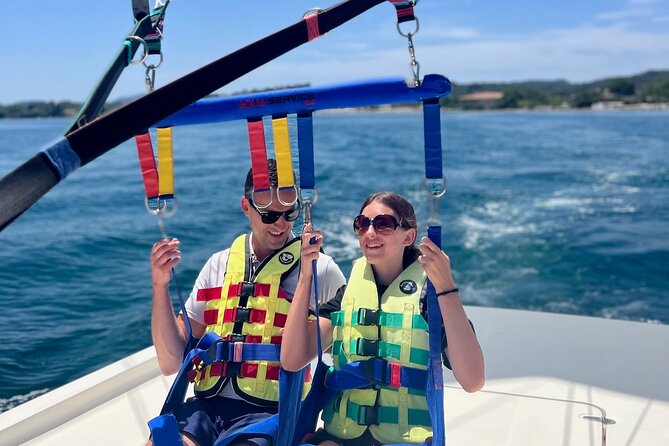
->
<box><xmin>304</xmin><ymin>428</ymin><xmax>383</xmax><ymax>446</ymax></box>
<box><xmin>173</xmin><ymin>395</ymin><xmax>277</xmax><ymax>446</ymax></box>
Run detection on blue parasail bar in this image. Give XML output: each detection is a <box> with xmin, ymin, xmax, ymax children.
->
<box><xmin>157</xmin><ymin>74</ymin><xmax>451</xmax><ymax>127</ymax></box>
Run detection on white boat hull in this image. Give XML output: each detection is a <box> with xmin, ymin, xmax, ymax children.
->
<box><xmin>2</xmin><ymin>306</ymin><xmax>668</xmax><ymax>445</ymax></box>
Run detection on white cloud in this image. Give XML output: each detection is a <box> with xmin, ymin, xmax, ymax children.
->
<box><xmin>430</xmin><ymin>24</ymin><xmax>669</xmax><ymax>83</ymax></box>
<box><xmin>596</xmin><ymin>9</ymin><xmax>653</xmax><ymax>21</ymax></box>
<box><xmin>231</xmin><ymin>23</ymin><xmax>669</xmax><ymax>88</ymax></box>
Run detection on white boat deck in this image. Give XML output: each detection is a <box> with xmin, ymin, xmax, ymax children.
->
<box><xmin>2</xmin><ymin>306</ymin><xmax>668</xmax><ymax>445</ymax></box>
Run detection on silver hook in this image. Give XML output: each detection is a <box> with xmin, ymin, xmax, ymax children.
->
<box><xmin>396</xmin><ymin>18</ymin><xmax>421</xmax><ymax>87</ymax></box>
<box><xmin>145</xmin><ymin>65</ymin><xmax>157</xmax><ymax>92</ymax></box>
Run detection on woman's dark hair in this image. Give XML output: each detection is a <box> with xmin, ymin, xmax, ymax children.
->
<box><xmin>359</xmin><ymin>191</ymin><xmax>420</xmax><ymax>267</ymax></box>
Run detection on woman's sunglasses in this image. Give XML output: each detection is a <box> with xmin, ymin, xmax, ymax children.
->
<box><xmin>353</xmin><ymin>214</ymin><xmax>403</xmax><ymax>236</ymax></box>
<box><xmin>248</xmin><ymin>199</ymin><xmax>301</xmax><ymax>224</ymax></box>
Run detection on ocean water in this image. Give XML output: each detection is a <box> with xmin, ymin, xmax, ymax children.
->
<box><xmin>0</xmin><ymin>111</ymin><xmax>668</xmax><ymax>412</ymax></box>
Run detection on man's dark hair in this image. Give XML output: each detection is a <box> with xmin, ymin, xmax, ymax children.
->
<box><xmin>244</xmin><ymin>158</ymin><xmax>279</xmax><ymax>199</ymax></box>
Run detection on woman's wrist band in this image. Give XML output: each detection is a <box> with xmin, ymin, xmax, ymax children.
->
<box><xmin>435</xmin><ymin>287</ymin><xmax>459</xmax><ymax>298</ymax></box>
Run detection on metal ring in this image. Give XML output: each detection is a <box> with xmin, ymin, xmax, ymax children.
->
<box><xmin>397</xmin><ymin>17</ymin><xmax>420</xmax><ymax>38</ymax></box>
<box><xmin>302</xmin><ymin>7</ymin><xmax>323</xmax><ymax>19</ymax></box>
<box><xmin>143</xmin><ymin>51</ymin><xmax>164</xmax><ymax>70</ymax></box>
<box><xmin>251</xmin><ymin>188</ymin><xmax>274</xmax><ymax>210</ymax></box>
<box><xmin>277</xmin><ymin>185</ymin><xmax>299</xmax><ymax>207</ymax></box>
<box><xmin>126</xmin><ymin>36</ymin><xmax>149</xmax><ymax>65</ymax></box>
<box><xmin>426</xmin><ymin>177</ymin><xmax>447</xmax><ymax>198</ymax></box>
<box><xmin>145</xmin><ymin>196</ymin><xmax>178</xmax><ymax>217</ymax></box>
<box><xmin>299</xmin><ymin>188</ymin><xmax>318</xmax><ymax>206</ymax></box>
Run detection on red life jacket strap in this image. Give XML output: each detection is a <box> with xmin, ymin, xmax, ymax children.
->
<box><xmin>197</xmin><ymin>283</ymin><xmax>290</xmax><ymax>302</ymax></box>
<box><xmin>197</xmin><ymin>287</ymin><xmax>223</xmax><ymax>301</ymax></box>
<box><xmin>203</xmin><ymin>308</ymin><xmax>287</xmax><ymax>328</ymax></box>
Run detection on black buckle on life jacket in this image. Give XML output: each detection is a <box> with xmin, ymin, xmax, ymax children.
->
<box><xmin>227</xmin><ymin>333</ymin><xmax>246</xmax><ymax>343</ymax></box>
<box><xmin>240</xmin><ymin>281</ymin><xmax>255</xmax><ymax>298</ymax></box>
<box><xmin>356</xmin><ymin>338</ymin><xmax>379</xmax><ymax>357</ymax></box>
<box><xmin>357</xmin><ymin>308</ymin><xmax>380</xmax><ymax>326</ymax></box>
<box><xmin>223</xmin><ymin>361</ymin><xmax>242</xmax><ymax>377</ymax></box>
<box><xmin>356</xmin><ymin>404</ymin><xmax>379</xmax><ymax>425</ymax></box>
<box><xmin>205</xmin><ymin>339</ymin><xmax>225</xmax><ymax>364</ymax></box>
<box><xmin>235</xmin><ymin>307</ymin><xmax>251</xmax><ymax>323</ymax></box>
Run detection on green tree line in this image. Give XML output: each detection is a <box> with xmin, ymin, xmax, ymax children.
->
<box><xmin>2</xmin><ymin>71</ymin><xmax>668</xmax><ymax>117</ymax></box>
<box><xmin>0</xmin><ymin>101</ymin><xmax>81</xmax><ymax>118</ymax></box>
<box><xmin>441</xmin><ymin>70</ymin><xmax>669</xmax><ymax>110</ymax></box>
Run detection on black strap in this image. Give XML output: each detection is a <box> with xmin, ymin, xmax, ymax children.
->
<box><xmin>65</xmin><ymin>10</ymin><xmax>154</xmax><ymax>133</ymax></box>
<box><xmin>0</xmin><ymin>0</ymin><xmax>386</xmax><ymax>233</ymax></box>
<box><xmin>132</xmin><ymin>0</ymin><xmax>150</xmax><ymax>21</ymax></box>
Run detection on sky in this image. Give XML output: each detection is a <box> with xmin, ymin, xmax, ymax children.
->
<box><xmin>1</xmin><ymin>0</ymin><xmax>668</xmax><ymax>104</ymax></box>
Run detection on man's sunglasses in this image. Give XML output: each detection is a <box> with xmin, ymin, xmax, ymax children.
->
<box><xmin>248</xmin><ymin>199</ymin><xmax>301</xmax><ymax>224</ymax></box>
<box><xmin>353</xmin><ymin>214</ymin><xmax>404</xmax><ymax>236</ymax></box>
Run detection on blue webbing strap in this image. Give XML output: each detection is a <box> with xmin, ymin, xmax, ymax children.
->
<box><xmin>278</xmin><ymin>221</ymin><xmax>325</xmax><ymax>446</ymax></box>
<box><xmin>325</xmin><ymin>359</ymin><xmax>427</xmax><ymax>391</ymax></box>
<box><xmin>423</xmin><ymin>98</ymin><xmax>443</xmax><ymax>182</ymax></box>
<box><xmin>276</xmin><ymin>368</ymin><xmax>306</xmax><ymax>446</ymax></box>
<box><xmin>157</xmin><ymin>332</ymin><xmax>220</xmax><ymax>416</ymax></box>
<box><xmin>423</xmin><ymin>96</ymin><xmax>446</xmax><ymax>446</ymax></box>
<box><xmin>290</xmin><ymin>256</ymin><xmax>333</xmax><ymax>446</ymax></box>
<box><xmin>148</xmin><ymin>414</ymin><xmax>182</xmax><ymax>446</ymax></box>
<box><xmin>297</xmin><ymin>113</ymin><xmax>315</xmax><ymax>191</ymax></box>
<box><xmin>213</xmin><ymin>367</ymin><xmax>306</xmax><ymax>446</ymax></box>
<box><xmin>194</xmin><ymin>341</ymin><xmax>280</xmax><ymax>364</ymax></box>
<box><xmin>150</xmin><ymin>332</ymin><xmax>222</xmax><ymax>446</ymax></box>
<box><xmin>425</xmin><ymin>226</ymin><xmax>445</xmax><ymax>446</ymax></box>
<box><xmin>42</xmin><ymin>138</ymin><xmax>81</xmax><ymax>181</ymax></box>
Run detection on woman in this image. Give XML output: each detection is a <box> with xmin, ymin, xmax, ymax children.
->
<box><xmin>281</xmin><ymin>191</ymin><xmax>484</xmax><ymax>445</ymax></box>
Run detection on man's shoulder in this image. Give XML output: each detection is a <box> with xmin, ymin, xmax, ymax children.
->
<box><xmin>314</xmin><ymin>252</ymin><xmax>344</xmax><ymax>275</ymax></box>
<box><xmin>201</xmin><ymin>247</ymin><xmax>232</xmax><ymax>271</ymax></box>
<box><xmin>210</xmin><ymin>247</ymin><xmax>231</xmax><ymax>261</ymax></box>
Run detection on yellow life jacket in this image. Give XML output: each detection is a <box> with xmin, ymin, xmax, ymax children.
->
<box><xmin>190</xmin><ymin>234</ymin><xmax>311</xmax><ymax>404</ymax></box>
<box><xmin>323</xmin><ymin>257</ymin><xmax>432</xmax><ymax>444</ymax></box>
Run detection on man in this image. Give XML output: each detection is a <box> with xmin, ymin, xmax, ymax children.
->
<box><xmin>149</xmin><ymin>159</ymin><xmax>346</xmax><ymax>446</ymax></box>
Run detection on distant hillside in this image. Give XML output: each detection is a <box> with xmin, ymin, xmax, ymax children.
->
<box><xmin>443</xmin><ymin>70</ymin><xmax>669</xmax><ymax>110</ymax></box>
<box><xmin>0</xmin><ymin>101</ymin><xmax>81</xmax><ymax>119</ymax></box>
<box><xmin>1</xmin><ymin>71</ymin><xmax>668</xmax><ymax>118</ymax></box>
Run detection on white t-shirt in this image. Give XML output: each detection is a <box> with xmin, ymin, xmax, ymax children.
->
<box><xmin>182</xmin><ymin>234</ymin><xmax>346</xmax><ymax>402</ymax></box>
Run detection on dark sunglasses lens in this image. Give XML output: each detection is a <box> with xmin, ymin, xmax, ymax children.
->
<box><xmin>285</xmin><ymin>207</ymin><xmax>301</xmax><ymax>222</ymax></box>
<box><xmin>353</xmin><ymin>214</ymin><xmax>399</xmax><ymax>234</ymax></box>
<box><xmin>373</xmin><ymin>215</ymin><xmax>397</xmax><ymax>233</ymax></box>
<box><xmin>353</xmin><ymin>215</ymin><xmax>371</xmax><ymax>234</ymax></box>
<box><xmin>260</xmin><ymin>211</ymin><xmax>282</xmax><ymax>224</ymax></box>
<box><xmin>259</xmin><ymin>208</ymin><xmax>300</xmax><ymax>224</ymax></box>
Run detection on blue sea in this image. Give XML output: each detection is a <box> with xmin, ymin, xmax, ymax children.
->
<box><xmin>1</xmin><ymin>111</ymin><xmax>668</xmax><ymax>412</ymax></box>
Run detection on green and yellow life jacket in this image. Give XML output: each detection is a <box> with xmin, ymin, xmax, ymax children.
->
<box><xmin>323</xmin><ymin>257</ymin><xmax>432</xmax><ymax>444</ymax></box>
<box><xmin>190</xmin><ymin>234</ymin><xmax>311</xmax><ymax>404</ymax></box>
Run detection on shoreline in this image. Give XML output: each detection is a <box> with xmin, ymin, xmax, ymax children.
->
<box><xmin>318</xmin><ymin>103</ymin><xmax>669</xmax><ymax>114</ymax></box>
<box><xmin>1</xmin><ymin>102</ymin><xmax>668</xmax><ymax>120</ymax></box>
